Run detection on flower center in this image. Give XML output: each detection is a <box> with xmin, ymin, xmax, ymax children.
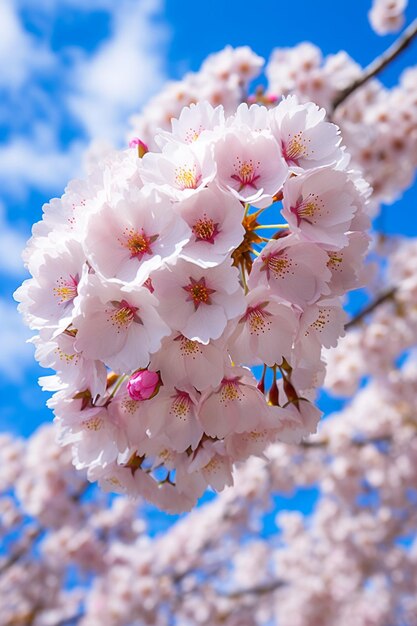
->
<box><xmin>175</xmin><ymin>165</ymin><xmax>201</xmax><ymax>190</ymax></box>
<box><xmin>82</xmin><ymin>415</ymin><xmax>104</xmax><ymax>431</ymax></box>
<box><xmin>121</xmin><ymin>228</ymin><xmax>158</xmax><ymax>260</ymax></box>
<box><xmin>183</xmin><ymin>277</ymin><xmax>216</xmax><ymax>310</ymax></box>
<box><xmin>311</xmin><ymin>309</ymin><xmax>331</xmax><ymax>333</ymax></box>
<box><xmin>121</xmin><ymin>398</ymin><xmax>140</xmax><ymax>415</ymax></box>
<box><xmin>108</xmin><ymin>299</ymin><xmax>142</xmax><ymax>331</ymax></box>
<box><xmin>244</xmin><ymin>305</ymin><xmax>272</xmax><ymax>335</ymax></box>
<box><xmin>184</xmin><ymin>125</ymin><xmax>203</xmax><ymax>143</ymax></box>
<box><xmin>56</xmin><ymin>347</ymin><xmax>80</xmax><ymax>365</ymax></box>
<box><xmin>231</xmin><ymin>158</ymin><xmax>261</xmax><ymax>191</ymax></box>
<box><xmin>261</xmin><ymin>253</ymin><xmax>292</xmax><ymax>279</ymax></box>
<box><xmin>176</xmin><ymin>335</ymin><xmax>203</xmax><ymax>356</ymax></box>
<box><xmin>170</xmin><ymin>391</ymin><xmax>192</xmax><ymax>419</ymax></box>
<box><xmin>53</xmin><ymin>274</ymin><xmax>79</xmax><ymax>306</ymax></box>
<box><xmin>282</xmin><ymin>132</ymin><xmax>310</xmax><ymax>165</ymax></box>
<box><xmin>220</xmin><ymin>378</ymin><xmax>243</xmax><ymax>404</ymax></box>
<box><xmin>192</xmin><ymin>216</ymin><xmax>220</xmax><ymax>244</ymax></box>
<box><xmin>291</xmin><ymin>194</ymin><xmax>323</xmax><ymax>226</ymax></box>
<box><xmin>327</xmin><ymin>252</ymin><xmax>343</xmax><ymax>269</ymax></box>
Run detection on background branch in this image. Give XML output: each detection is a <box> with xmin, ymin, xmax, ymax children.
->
<box><xmin>345</xmin><ymin>287</ymin><xmax>397</xmax><ymax>330</ymax></box>
<box><xmin>333</xmin><ymin>17</ymin><xmax>417</xmax><ymax>109</ymax></box>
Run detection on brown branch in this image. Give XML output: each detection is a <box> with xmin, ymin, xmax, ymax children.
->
<box><xmin>225</xmin><ymin>579</ymin><xmax>286</xmax><ymax>599</ymax></box>
<box><xmin>0</xmin><ymin>527</ymin><xmax>42</xmax><ymax>575</ymax></box>
<box><xmin>301</xmin><ymin>435</ymin><xmax>392</xmax><ymax>449</ymax></box>
<box><xmin>344</xmin><ymin>287</ymin><xmax>396</xmax><ymax>330</ymax></box>
<box><xmin>333</xmin><ymin>17</ymin><xmax>417</xmax><ymax>110</ymax></box>
<box><xmin>0</xmin><ymin>482</ymin><xmax>89</xmax><ymax>576</ymax></box>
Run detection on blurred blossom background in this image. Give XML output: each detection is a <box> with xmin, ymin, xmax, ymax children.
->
<box><xmin>1</xmin><ymin>0</ymin><xmax>417</xmax><ymax>620</ymax></box>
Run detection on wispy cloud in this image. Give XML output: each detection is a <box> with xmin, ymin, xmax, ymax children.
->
<box><xmin>0</xmin><ymin>0</ymin><xmax>54</xmax><ymax>90</ymax></box>
<box><xmin>0</xmin><ymin>0</ymin><xmax>169</xmax><ymax>196</ymax></box>
<box><xmin>0</xmin><ymin>126</ymin><xmax>84</xmax><ymax>196</ymax></box>
<box><xmin>68</xmin><ymin>0</ymin><xmax>168</xmax><ymax>143</ymax></box>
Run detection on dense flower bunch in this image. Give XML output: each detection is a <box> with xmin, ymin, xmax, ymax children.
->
<box><xmin>15</xmin><ymin>98</ymin><xmax>370</xmax><ymax>511</ymax></box>
<box><xmin>369</xmin><ymin>0</ymin><xmax>408</xmax><ymax>34</ymax></box>
<box><xmin>325</xmin><ymin>236</ymin><xmax>417</xmax><ymax>396</ymax></box>
<box><xmin>130</xmin><ymin>45</ymin><xmax>417</xmax><ymax>211</ymax></box>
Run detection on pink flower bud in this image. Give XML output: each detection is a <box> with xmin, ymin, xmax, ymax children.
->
<box><xmin>128</xmin><ymin>137</ymin><xmax>149</xmax><ymax>158</ymax></box>
<box><xmin>127</xmin><ymin>370</ymin><xmax>160</xmax><ymax>401</ymax></box>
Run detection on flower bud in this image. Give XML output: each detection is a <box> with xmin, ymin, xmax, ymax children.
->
<box><xmin>127</xmin><ymin>370</ymin><xmax>160</xmax><ymax>401</ymax></box>
<box><xmin>128</xmin><ymin>137</ymin><xmax>149</xmax><ymax>158</ymax></box>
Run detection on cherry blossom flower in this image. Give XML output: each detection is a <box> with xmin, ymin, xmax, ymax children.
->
<box><xmin>215</xmin><ymin>127</ymin><xmax>288</xmax><ymax>208</ymax></box>
<box><xmin>152</xmin><ymin>259</ymin><xmax>246</xmax><ymax>344</ymax></box>
<box><xmin>176</xmin><ymin>184</ymin><xmax>245</xmax><ymax>267</ymax></box>
<box><xmin>269</xmin><ymin>95</ymin><xmax>343</xmax><ymax>171</ymax></box>
<box><xmin>282</xmin><ymin>167</ymin><xmax>359</xmax><ymax>248</ymax></box>
<box><xmin>15</xmin><ymin>238</ymin><xmax>86</xmax><ymax>334</ymax></box>
<box><xmin>84</xmin><ymin>188</ymin><xmax>191</xmax><ymax>283</ymax></box>
<box><xmin>150</xmin><ymin>333</ymin><xmax>226</xmax><ymax>391</ymax></box>
<box><xmin>228</xmin><ymin>286</ymin><xmax>299</xmax><ymax>367</ymax></box>
<box><xmin>73</xmin><ymin>274</ymin><xmax>170</xmax><ymax>373</ymax></box>
<box><xmin>248</xmin><ymin>235</ymin><xmax>331</xmax><ymax>308</ymax></box>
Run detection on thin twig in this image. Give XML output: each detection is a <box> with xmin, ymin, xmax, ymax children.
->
<box><xmin>225</xmin><ymin>579</ymin><xmax>286</xmax><ymax>599</ymax></box>
<box><xmin>301</xmin><ymin>435</ymin><xmax>392</xmax><ymax>449</ymax></box>
<box><xmin>344</xmin><ymin>287</ymin><xmax>396</xmax><ymax>330</ymax></box>
<box><xmin>0</xmin><ymin>483</ymin><xmax>89</xmax><ymax>575</ymax></box>
<box><xmin>0</xmin><ymin>527</ymin><xmax>42</xmax><ymax>575</ymax></box>
<box><xmin>333</xmin><ymin>17</ymin><xmax>417</xmax><ymax>110</ymax></box>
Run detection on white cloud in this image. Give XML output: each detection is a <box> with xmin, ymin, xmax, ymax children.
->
<box><xmin>0</xmin><ymin>125</ymin><xmax>84</xmax><ymax>196</ymax></box>
<box><xmin>0</xmin><ymin>0</ymin><xmax>169</xmax><ymax>197</ymax></box>
<box><xmin>0</xmin><ymin>298</ymin><xmax>34</xmax><ymax>382</ymax></box>
<box><xmin>0</xmin><ymin>0</ymin><xmax>54</xmax><ymax>89</ymax></box>
<box><xmin>68</xmin><ymin>0</ymin><xmax>169</xmax><ymax>143</ymax></box>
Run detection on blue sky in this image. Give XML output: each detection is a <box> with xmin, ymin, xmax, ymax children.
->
<box><xmin>1</xmin><ymin>0</ymin><xmax>416</xmax><ymax>445</ymax></box>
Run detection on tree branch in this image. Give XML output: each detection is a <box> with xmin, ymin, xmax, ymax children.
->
<box><xmin>225</xmin><ymin>578</ymin><xmax>286</xmax><ymax>599</ymax></box>
<box><xmin>333</xmin><ymin>17</ymin><xmax>417</xmax><ymax>110</ymax></box>
<box><xmin>0</xmin><ymin>527</ymin><xmax>42</xmax><ymax>575</ymax></box>
<box><xmin>301</xmin><ymin>435</ymin><xmax>392</xmax><ymax>449</ymax></box>
<box><xmin>344</xmin><ymin>287</ymin><xmax>396</xmax><ymax>330</ymax></box>
<box><xmin>0</xmin><ymin>483</ymin><xmax>89</xmax><ymax>575</ymax></box>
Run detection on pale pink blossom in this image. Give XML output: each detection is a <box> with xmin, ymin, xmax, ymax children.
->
<box><xmin>176</xmin><ymin>184</ymin><xmax>245</xmax><ymax>267</ymax></box>
<box><xmin>156</xmin><ymin>101</ymin><xmax>225</xmax><ymax>148</ymax></box>
<box><xmin>199</xmin><ymin>367</ymin><xmax>272</xmax><ymax>439</ymax></box>
<box><xmin>73</xmin><ymin>274</ymin><xmax>170</xmax><ymax>373</ymax></box>
<box><xmin>139</xmin><ymin>141</ymin><xmax>216</xmax><ymax>200</ymax></box>
<box><xmin>150</xmin><ymin>333</ymin><xmax>226</xmax><ymax>391</ymax></box>
<box><xmin>83</xmin><ymin>188</ymin><xmax>191</xmax><ymax>283</ymax></box>
<box><xmin>228</xmin><ymin>286</ymin><xmax>299</xmax><ymax>367</ymax></box>
<box><xmin>369</xmin><ymin>0</ymin><xmax>408</xmax><ymax>34</ymax></box>
<box><xmin>215</xmin><ymin>127</ymin><xmax>288</xmax><ymax>208</ymax></box>
<box><xmin>248</xmin><ymin>235</ymin><xmax>331</xmax><ymax>308</ymax></box>
<box><xmin>15</xmin><ymin>238</ymin><xmax>86</xmax><ymax>334</ymax></box>
<box><xmin>282</xmin><ymin>168</ymin><xmax>360</xmax><ymax>248</ymax></box>
<box><xmin>269</xmin><ymin>95</ymin><xmax>343</xmax><ymax>171</ymax></box>
<box><xmin>151</xmin><ymin>259</ymin><xmax>245</xmax><ymax>344</ymax></box>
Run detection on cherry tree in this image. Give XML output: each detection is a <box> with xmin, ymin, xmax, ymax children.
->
<box><xmin>3</xmin><ymin>2</ymin><xmax>417</xmax><ymax>624</ymax></box>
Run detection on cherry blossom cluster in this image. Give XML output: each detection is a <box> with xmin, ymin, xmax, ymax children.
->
<box><xmin>247</xmin><ymin>45</ymin><xmax>417</xmax><ymax>208</ymax></box>
<box><xmin>129</xmin><ymin>46</ymin><xmax>264</xmax><ymax>152</ymax></box>
<box><xmin>3</xmin><ymin>346</ymin><xmax>417</xmax><ymax>626</ymax></box>
<box><xmin>15</xmin><ymin>98</ymin><xmax>370</xmax><ymax>511</ymax></box>
<box><xmin>130</xmin><ymin>43</ymin><xmax>417</xmax><ymax>211</ymax></box>
<box><xmin>324</xmin><ymin>235</ymin><xmax>417</xmax><ymax>396</ymax></box>
<box><xmin>369</xmin><ymin>0</ymin><xmax>408</xmax><ymax>34</ymax></box>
